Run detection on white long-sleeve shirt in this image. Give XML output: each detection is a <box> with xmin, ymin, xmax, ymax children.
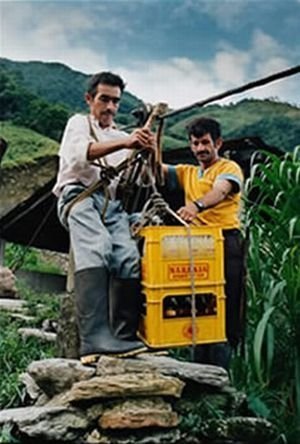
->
<box><xmin>52</xmin><ymin>114</ymin><xmax>130</xmax><ymax>198</ymax></box>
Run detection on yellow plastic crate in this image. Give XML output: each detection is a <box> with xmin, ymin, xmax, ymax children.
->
<box><xmin>137</xmin><ymin>226</ymin><xmax>226</xmax><ymax>348</ymax></box>
<box><xmin>140</xmin><ymin>225</ymin><xmax>224</xmax><ymax>288</ymax></box>
<box><xmin>138</xmin><ymin>286</ymin><xmax>226</xmax><ymax>348</ymax></box>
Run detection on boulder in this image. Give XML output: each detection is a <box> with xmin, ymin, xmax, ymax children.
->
<box><xmin>18</xmin><ymin>327</ymin><xmax>57</xmax><ymax>342</ymax></box>
<box><xmin>0</xmin><ymin>266</ymin><xmax>17</xmax><ymax>298</ymax></box>
<box><xmin>137</xmin><ymin>353</ymin><xmax>230</xmax><ymax>389</ymax></box>
<box><xmin>0</xmin><ymin>298</ymin><xmax>27</xmax><ymax>312</ymax></box>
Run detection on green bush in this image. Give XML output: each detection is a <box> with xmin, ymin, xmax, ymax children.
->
<box><xmin>5</xmin><ymin>243</ymin><xmax>63</xmax><ymax>275</ymax></box>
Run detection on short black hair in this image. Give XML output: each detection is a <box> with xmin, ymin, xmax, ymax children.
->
<box><xmin>87</xmin><ymin>71</ymin><xmax>126</xmax><ymax>97</ymax></box>
<box><xmin>187</xmin><ymin>117</ymin><xmax>221</xmax><ymax>143</ymax></box>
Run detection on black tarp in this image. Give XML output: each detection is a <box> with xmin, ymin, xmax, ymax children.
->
<box><xmin>0</xmin><ymin>137</ymin><xmax>283</xmax><ymax>253</ymax></box>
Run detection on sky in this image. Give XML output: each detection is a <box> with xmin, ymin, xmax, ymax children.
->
<box><xmin>1</xmin><ymin>0</ymin><xmax>300</xmax><ymax>110</ymax></box>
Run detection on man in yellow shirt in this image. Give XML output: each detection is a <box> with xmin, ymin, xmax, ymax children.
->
<box><xmin>164</xmin><ymin>117</ymin><xmax>245</xmax><ymax>369</ymax></box>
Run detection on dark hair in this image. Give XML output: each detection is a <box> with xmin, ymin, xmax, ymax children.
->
<box><xmin>87</xmin><ymin>71</ymin><xmax>126</xmax><ymax>97</ymax></box>
<box><xmin>187</xmin><ymin>117</ymin><xmax>221</xmax><ymax>143</ymax></box>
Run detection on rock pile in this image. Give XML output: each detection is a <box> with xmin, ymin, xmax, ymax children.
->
<box><xmin>0</xmin><ymin>355</ymin><xmax>277</xmax><ymax>443</ymax></box>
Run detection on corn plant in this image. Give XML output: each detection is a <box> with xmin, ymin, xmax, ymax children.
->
<box><xmin>233</xmin><ymin>147</ymin><xmax>300</xmax><ymax>442</ymax></box>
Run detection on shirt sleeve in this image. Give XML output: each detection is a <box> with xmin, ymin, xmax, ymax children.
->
<box><xmin>166</xmin><ymin>164</ymin><xmax>186</xmax><ymax>190</ymax></box>
<box><xmin>59</xmin><ymin>114</ymin><xmax>94</xmax><ymax>168</ymax></box>
<box><xmin>215</xmin><ymin>161</ymin><xmax>244</xmax><ymax>193</ymax></box>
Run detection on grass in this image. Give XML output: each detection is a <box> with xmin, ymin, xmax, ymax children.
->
<box><xmin>0</xmin><ymin>121</ymin><xmax>59</xmax><ymax>168</ymax></box>
<box><xmin>5</xmin><ymin>243</ymin><xmax>63</xmax><ymax>275</ymax></box>
<box><xmin>0</xmin><ymin>283</ymin><xmax>60</xmax><ymax>410</ymax></box>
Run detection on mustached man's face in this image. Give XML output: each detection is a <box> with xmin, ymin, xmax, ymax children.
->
<box><xmin>190</xmin><ymin>133</ymin><xmax>222</xmax><ymax>168</ymax></box>
<box><xmin>85</xmin><ymin>83</ymin><xmax>121</xmax><ymax>128</ymax></box>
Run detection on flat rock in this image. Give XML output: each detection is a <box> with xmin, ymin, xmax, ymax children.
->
<box><xmin>96</xmin><ymin>355</ymin><xmax>159</xmax><ymax>376</ymax></box>
<box><xmin>0</xmin><ymin>406</ymin><xmax>88</xmax><ymax>442</ymax></box>
<box><xmin>99</xmin><ymin>398</ymin><xmax>179</xmax><ymax>429</ymax></box>
<box><xmin>0</xmin><ymin>298</ymin><xmax>27</xmax><ymax>312</ymax></box>
<box><xmin>27</xmin><ymin>358</ymin><xmax>95</xmax><ymax>397</ymax></box>
<box><xmin>137</xmin><ymin>353</ymin><xmax>230</xmax><ymax>388</ymax></box>
<box><xmin>18</xmin><ymin>327</ymin><xmax>57</xmax><ymax>342</ymax></box>
<box><xmin>66</xmin><ymin>373</ymin><xmax>184</xmax><ymax>403</ymax></box>
<box><xmin>8</xmin><ymin>313</ymin><xmax>35</xmax><ymax>322</ymax></box>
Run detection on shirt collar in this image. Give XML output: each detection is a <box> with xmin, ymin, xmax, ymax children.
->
<box><xmin>89</xmin><ymin>114</ymin><xmax>117</xmax><ymax>131</ymax></box>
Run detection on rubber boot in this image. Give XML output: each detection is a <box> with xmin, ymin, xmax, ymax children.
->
<box><xmin>110</xmin><ymin>277</ymin><xmax>142</xmax><ymax>340</ymax></box>
<box><xmin>74</xmin><ymin>267</ymin><xmax>147</xmax><ymax>363</ymax></box>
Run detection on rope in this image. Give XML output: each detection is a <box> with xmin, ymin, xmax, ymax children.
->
<box><xmin>9</xmin><ymin>195</ymin><xmax>57</xmax><ymax>272</ymax></box>
<box><xmin>63</xmin><ymin>154</ymin><xmax>143</xmax><ymax>220</ymax></box>
<box><xmin>133</xmin><ymin>191</ymin><xmax>198</xmax><ymax>358</ymax></box>
<box><xmin>186</xmin><ymin>225</ymin><xmax>197</xmax><ymax>361</ymax></box>
<box><xmin>161</xmin><ymin>65</ymin><xmax>300</xmax><ymax>119</ymax></box>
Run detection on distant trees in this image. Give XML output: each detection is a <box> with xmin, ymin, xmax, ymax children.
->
<box><xmin>1</xmin><ymin>59</ymin><xmax>300</xmax><ymax>151</ymax></box>
<box><xmin>0</xmin><ymin>69</ymin><xmax>70</xmax><ymax>141</ymax></box>
<box><xmin>0</xmin><ymin>70</ymin><xmax>32</xmax><ymax>120</ymax></box>
<box><xmin>0</xmin><ymin>59</ymin><xmax>141</xmax><ymax>128</ymax></box>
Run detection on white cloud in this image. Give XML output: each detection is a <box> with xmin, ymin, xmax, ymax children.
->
<box><xmin>116</xmin><ymin>28</ymin><xmax>299</xmax><ymax>110</ymax></box>
<box><xmin>172</xmin><ymin>0</ymin><xmax>250</xmax><ymax>29</ymax></box>
<box><xmin>117</xmin><ymin>57</ymin><xmax>223</xmax><ymax>109</ymax></box>
<box><xmin>212</xmin><ymin>50</ymin><xmax>250</xmax><ymax>86</ymax></box>
<box><xmin>251</xmin><ymin>29</ymin><xmax>285</xmax><ymax>61</ymax></box>
<box><xmin>201</xmin><ymin>0</ymin><xmax>250</xmax><ymax>29</ymax></box>
<box><xmin>1</xmin><ymin>2</ymin><xmax>299</xmax><ymax>109</ymax></box>
<box><xmin>1</xmin><ymin>2</ymin><xmax>107</xmax><ymax>72</ymax></box>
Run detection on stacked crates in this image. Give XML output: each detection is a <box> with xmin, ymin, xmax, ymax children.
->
<box><xmin>138</xmin><ymin>225</ymin><xmax>226</xmax><ymax>348</ymax></box>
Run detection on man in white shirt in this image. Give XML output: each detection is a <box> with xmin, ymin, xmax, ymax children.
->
<box><xmin>53</xmin><ymin>72</ymin><xmax>154</xmax><ymax>363</ymax></box>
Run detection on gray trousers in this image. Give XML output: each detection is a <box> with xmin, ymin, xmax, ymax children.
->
<box><xmin>57</xmin><ymin>184</ymin><xmax>140</xmax><ymax>277</ymax></box>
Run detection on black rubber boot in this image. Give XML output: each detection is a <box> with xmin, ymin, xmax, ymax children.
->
<box><xmin>110</xmin><ymin>277</ymin><xmax>142</xmax><ymax>340</ymax></box>
<box><xmin>74</xmin><ymin>267</ymin><xmax>146</xmax><ymax>363</ymax></box>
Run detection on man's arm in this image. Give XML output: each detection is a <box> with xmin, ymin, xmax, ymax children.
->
<box><xmin>87</xmin><ymin>128</ymin><xmax>155</xmax><ymax>160</ymax></box>
<box><xmin>177</xmin><ymin>179</ymin><xmax>233</xmax><ymax>223</ymax></box>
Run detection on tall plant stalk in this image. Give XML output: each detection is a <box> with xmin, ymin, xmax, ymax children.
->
<box><xmin>233</xmin><ymin>147</ymin><xmax>300</xmax><ymax>442</ymax></box>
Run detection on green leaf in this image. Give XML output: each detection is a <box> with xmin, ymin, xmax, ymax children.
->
<box><xmin>253</xmin><ymin>306</ymin><xmax>275</xmax><ymax>385</ymax></box>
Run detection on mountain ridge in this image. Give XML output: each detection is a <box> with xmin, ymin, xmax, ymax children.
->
<box><xmin>1</xmin><ymin>58</ymin><xmax>300</xmax><ymax>152</ymax></box>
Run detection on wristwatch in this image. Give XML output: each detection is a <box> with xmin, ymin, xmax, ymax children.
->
<box><xmin>193</xmin><ymin>200</ymin><xmax>205</xmax><ymax>212</ymax></box>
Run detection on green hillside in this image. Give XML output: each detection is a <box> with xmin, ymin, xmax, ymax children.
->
<box><xmin>164</xmin><ymin>99</ymin><xmax>300</xmax><ymax>152</ymax></box>
<box><xmin>0</xmin><ymin>58</ymin><xmax>143</xmax><ymax>118</ymax></box>
<box><xmin>1</xmin><ymin>58</ymin><xmax>300</xmax><ymax>155</ymax></box>
<box><xmin>0</xmin><ymin>121</ymin><xmax>59</xmax><ymax>168</ymax></box>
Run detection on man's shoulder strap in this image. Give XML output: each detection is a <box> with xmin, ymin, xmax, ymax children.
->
<box><xmin>87</xmin><ymin>115</ymin><xmax>108</xmax><ymax>167</ymax></box>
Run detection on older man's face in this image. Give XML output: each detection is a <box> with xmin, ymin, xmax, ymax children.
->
<box><xmin>85</xmin><ymin>84</ymin><xmax>121</xmax><ymax>128</ymax></box>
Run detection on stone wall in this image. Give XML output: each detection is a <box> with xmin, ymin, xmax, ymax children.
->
<box><xmin>0</xmin><ymin>355</ymin><xmax>277</xmax><ymax>443</ymax></box>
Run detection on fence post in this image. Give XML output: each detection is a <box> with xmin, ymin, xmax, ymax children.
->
<box><xmin>56</xmin><ymin>248</ymin><xmax>80</xmax><ymax>358</ymax></box>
